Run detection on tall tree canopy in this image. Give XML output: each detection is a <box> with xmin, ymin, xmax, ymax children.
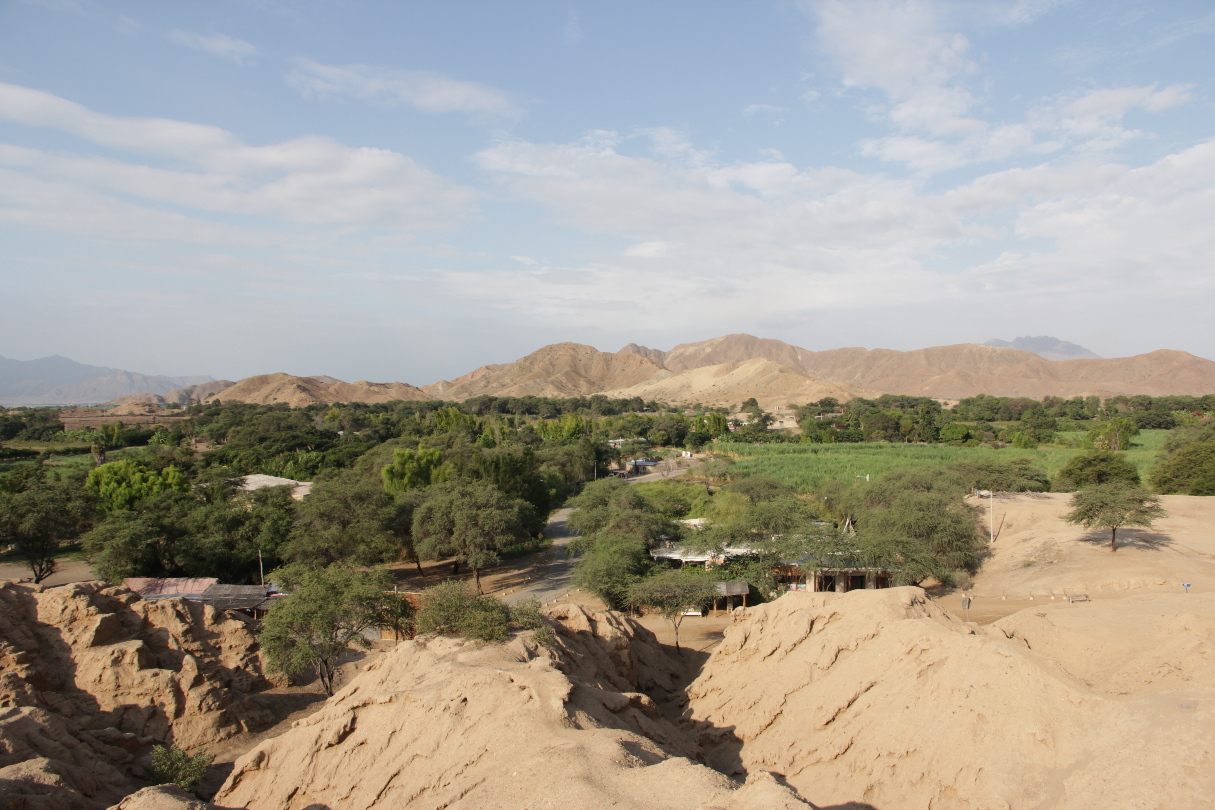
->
<box><xmin>412</xmin><ymin>480</ymin><xmax>534</xmax><ymax>592</ymax></box>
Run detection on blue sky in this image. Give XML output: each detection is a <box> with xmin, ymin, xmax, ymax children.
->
<box><xmin>1</xmin><ymin>0</ymin><xmax>1213</xmax><ymax>383</ymax></box>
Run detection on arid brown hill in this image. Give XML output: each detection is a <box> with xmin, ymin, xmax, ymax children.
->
<box><xmin>600</xmin><ymin>357</ymin><xmax>870</xmax><ymax>409</ymax></box>
<box><xmin>203</xmin><ymin>373</ymin><xmax>427</xmax><ymax>407</ymax></box>
<box><xmin>0</xmin><ymin>581</ymin><xmax>273</xmax><ymax>810</ymax></box>
<box><xmin>194</xmin><ymin>334</ymin><xmax>1215</xmax><ymax>407</ymax></box>
<box><xmin>623</xmin><ymin>334</ymin><xmax>1215</xmax><ymax>399</ymax></box>
<box><xmin>420</xmin><ymin>342</ymin><xmax>668</xmax><ymax>401</ymax></box>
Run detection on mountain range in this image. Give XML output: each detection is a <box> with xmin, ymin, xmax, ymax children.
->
<box><xmin>0</xmin><ymin>355</ymin><xmax>215</xmax><ymax>406</ymax></box>
<box><xmin>983</xmin><ymin>336</ymin><xmax>1100</xmax><ymax>361</ymax></box>
<box><xmin>6</xmin><ymin>335</ymin><xmax>1212</xmax><ymax>410</ymax></box>
<box><xmin>199</xmin><ymin>334</ymin><xmax>1215</xmax><ymax>409</ymax></box>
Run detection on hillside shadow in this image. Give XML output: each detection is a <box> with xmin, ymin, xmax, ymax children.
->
<box><xmin>1076</xmin><ymin>527</ymin><xmax>1175</xmax><ymax>552</ymax></box>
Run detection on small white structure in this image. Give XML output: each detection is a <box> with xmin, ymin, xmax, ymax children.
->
<box><xmin>236</xmin><ymin>474</ymin><xmax>313</xmax><ymax>500</ymax></box>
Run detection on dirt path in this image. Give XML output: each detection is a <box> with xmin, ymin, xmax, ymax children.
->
<box><xmin>0</xmin><ymin>559</ymin><xmax>95</xmax><ymax>587</ymax></box>
<box><xmin>503</xmin><ymin>507</ymin><xmax>577</xmax><ymax>606</ymax></box>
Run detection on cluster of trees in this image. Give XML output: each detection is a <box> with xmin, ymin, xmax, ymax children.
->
<box><xmin>566</xmin><ymin>456</ymin><xmax>1053</xmax><ymax>635</ymax></box>
<box><xmin>953</xmin><ymin>393</ymin><xmax>1215</xmax><ymax>430</ymax></box>
<box><xmin>1151</xmin><ymin>422</ymin><xmax>1215</xmax><ymax>495</ymax></box>
<box><xmin>0</xmin><ymin>408</ymin><xmax>63</xmax><ymax>442</ymax></box>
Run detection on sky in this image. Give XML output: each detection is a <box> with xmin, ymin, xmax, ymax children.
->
<box><xmin>1</xmin><ymin>0</ymin><xmax>1213</xmax><ymax>384</ymax></box>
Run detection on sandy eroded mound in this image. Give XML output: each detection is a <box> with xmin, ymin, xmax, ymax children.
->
<box><xmin>214</xmin><ymin>604</ymin><xmax>812</xmax><ymax>810</ymax></box>
<box><xmin>686</xmin><ymin>587</ymin><xmax>1215</xmax><ymax>809</ymax></box>
<box><xmin>0</xmin><ymin>581</ymin><xmax>273</xmax><ymax>809</ymax></box>
<box><xmin>991</xmin><ymin>592</ymin><xmax>1215</xmax><ymax>697</ymax></box>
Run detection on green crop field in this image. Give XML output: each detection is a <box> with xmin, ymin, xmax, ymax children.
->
<box><xmin>713</xmin><ymin>430</ymin><xmax>1170</xmax><ymax>492</ymax></box>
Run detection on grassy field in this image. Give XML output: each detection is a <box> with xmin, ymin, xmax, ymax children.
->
<box><xmin>713</xmin><ymin>430</ymin><xmax>1170</xmax><ymax>492</ymax></box>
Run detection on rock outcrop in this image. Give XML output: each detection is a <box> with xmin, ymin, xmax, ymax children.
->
<box><xmin>0</xmin><ymin>581</ymin><xmax>274</xmax><ymax>809</ymax></box>
<box><xmin>685</xmin><ymin>586</ymin><xmax>1215</xmax><ymax>809</ymax></box>
<box><xmin>214</xmin><ymin>605</ymin><xmax>813</xmax><ymax>810</ymax></box>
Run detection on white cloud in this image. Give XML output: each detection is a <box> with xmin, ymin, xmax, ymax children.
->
<box><xmin>510</xmin><ymin>255</ymin><xmax>539</xmax><ymax>265</ymax></box>
<box><xmin>170</xmin><ymin>30</ymin><xmax>259</xmax><ymax>65</ymax></box>
<box><xmin>287</xmin><ymin>60</ymin><xmax>521</xmax><ymax>119</ymax></box>
<box><xmin>468</xmin><ymin>129</ymin><xmax>1215</xmax><ymax>339</ymax></box>
<box><xmin>805</xmin><ymin>1</ymin><xmax>1193</xmax><ymax>172</ymax></box>
<box><xmin>0</xmin><ymin>82</ymin><xmax>478</xmax><ymax>243</ymax></box>
<box><xmin>744</xmin><ymin>103</ymin><xmax>790</xmax><ymax>116</ymax></box>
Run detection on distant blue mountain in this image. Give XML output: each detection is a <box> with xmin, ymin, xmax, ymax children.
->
<box><xmin>984</xmin><ymin>336</ymin><xmax>1100</xmax><ymax>361</ymax></box>
<box><xmin>0</xmin><ymin>354</ymin><xmax>213</xmax><ymax>405</ymax></box>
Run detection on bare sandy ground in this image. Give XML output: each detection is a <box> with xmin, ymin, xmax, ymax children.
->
<box><xmin>936</xmin><ymin>492</ymin><xmax>1215</xmax><ymax>623</ymax></box>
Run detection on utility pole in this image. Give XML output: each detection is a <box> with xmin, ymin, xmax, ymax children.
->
<box><xmin>989</xmin><ymin>490</ymin><xmax>994</xmax><ymax>543</ymax></box>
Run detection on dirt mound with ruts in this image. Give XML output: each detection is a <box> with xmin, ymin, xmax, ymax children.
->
<box><xmin>213</xmin><ymin>604</ymin><xmax>812</xmax><ymax>810</ymax></box>
<box><xmin>0</xmin><ymin>581</ymin><xmax>274</xmax><ymax>809</ymax></box>
<box><xmin>685</xmin><ymin>586</ymin><xmax>1215</xmax><ymax>809</ymax></box>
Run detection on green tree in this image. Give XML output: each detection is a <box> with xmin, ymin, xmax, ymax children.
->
<box><xmin>0</xmin><ymin>473</ymin><xmax>95</xmax><ymax>583</ymax></box>
<box><xmin>86</xmin><ymin>459</ymin><xmax>187</xmax><ymax>512</ymax></box>
<box><xmin>412</xmin><ymin>480</ymin><xmax>533</xmax><ymax>592</ymax></box>
<box><xmin>1054</xmin><ymin>450</ymin><xmax>1140</xmax><ymax>492</ymax></box>
<box><xmin>572</xmin><ymin>532</ymin><xmax>652</xmax><ymax>609</ymax></box>
<box><xmin>729</xmin><ymin>475</ymin><xmax>794</xmax><ymax>504</ymax></box>
<box><xmin>1085</xmin><ymin>417</ymin><xmax>1139</xmax><ymax>451</ymax></box>
<box><xmin>1064</xmin><ymin>482</ymin><xmax>1167</xmax><ymax>552</ymax></box>
<box><xmin>259</xmin><ymin>563</ymin><xmax>411</xmax><ymax>695</ymax></box>
<box><xmin>626</xmin><ymin>569</ymin><xmax>718</xmax><ymax>650</ymax></box>
<box><xmin>282</xmin><ymin>471</ymin><xmax>401</xmax><ymax>567</ymax></box>
<box><xmin>381</xmin><ymin>445</ymin><xmax>447</xmax><ymax>493</ymax></box>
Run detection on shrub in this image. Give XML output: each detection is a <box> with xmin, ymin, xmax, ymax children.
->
<box><xmin>416</xmin><ymin>580</ymin><xmax>511</xmax><ymax>642</ymax></box>
<box><xmin>145</xmin><ymin>744</ymin><xmax>213</xmax><ymax>795</ymax></box>
<box><xmin>508</xmin><ymin>596</ymin><xmax>545</xmax><ymax>629</ymax></box>
<box><xmin>1053</xmin><ymin>450</ymin><xmax>1140</xmax><ymax>492</ymax></box>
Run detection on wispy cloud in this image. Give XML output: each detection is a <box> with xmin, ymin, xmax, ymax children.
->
<box><xmin>170</xmin><ymin>30</ymin><xmax>259</xmax><ymax>65</ymax></box>
<box><xmin>804</xmin><ymin>0</ymin><xmax>1192</xmax><ymax>172</ymax></box>
<box><xmin>287</xmin><ymin>60</ymin><xmax>522</xmax><ymax>119</ymax></box>
<box><xmin>0</xmin><ymin>82</ymin><xmax>478</xmax><ymax>242</ymax></box>
<box><xmin>563</xmin><ymin>11</ymin><xmax>583</xmax><ymax>46</ymax></box>
<box><xmin>744</xmin><ymin>103</ymin><xmax>790</xmax><ymax>116</ymax></box>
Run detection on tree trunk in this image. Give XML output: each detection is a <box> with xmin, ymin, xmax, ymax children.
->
<box><xmin>473</xmin><ymin>566</ymin><xmax>482</xmax><ymax>594</ymax></box>
<box><xmin>318</xmin><ymin>661</ymin><xmax>333</xmax><ymax>696</ymax></box>
<box><xmin>414</xmin><ymin>557</ymin><xmax>425</xmax><ymax>575</ymax></box>
<box><xmin>1110</xmin><ymin>527</ymin><xmax>1118</xmax><ymax>552</ymax></box>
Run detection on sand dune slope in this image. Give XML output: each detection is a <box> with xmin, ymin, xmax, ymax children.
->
<box><xmin>686</xmin><ymin>587</ymin><xmax>1215</xmax><ymax>809</ymax></box>
<box><xmin>214</xmin><ymin>605</ymin><xmax>811</xmax><ymax>810</ymax></box>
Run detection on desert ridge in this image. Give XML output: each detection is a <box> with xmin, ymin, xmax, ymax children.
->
<box><xmin>204</xmin><ymin>373</ymin><xmax>429</xmax><ymax>407</ymax></box>
<box><xmin>190</xmin><ymin>334</ymin><xmax>1215</xmax><ymax>409</ymax></box>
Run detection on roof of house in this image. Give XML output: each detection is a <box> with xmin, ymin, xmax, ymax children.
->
<box><xmin>192</xmin><ymin>584</ymin><xmax>279</xmax><ymax>612</ymax></box>
<box><xmin>123</xmin><ymin>577</ymin><xmax>218</xmax><ymax>598</ymax></box>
